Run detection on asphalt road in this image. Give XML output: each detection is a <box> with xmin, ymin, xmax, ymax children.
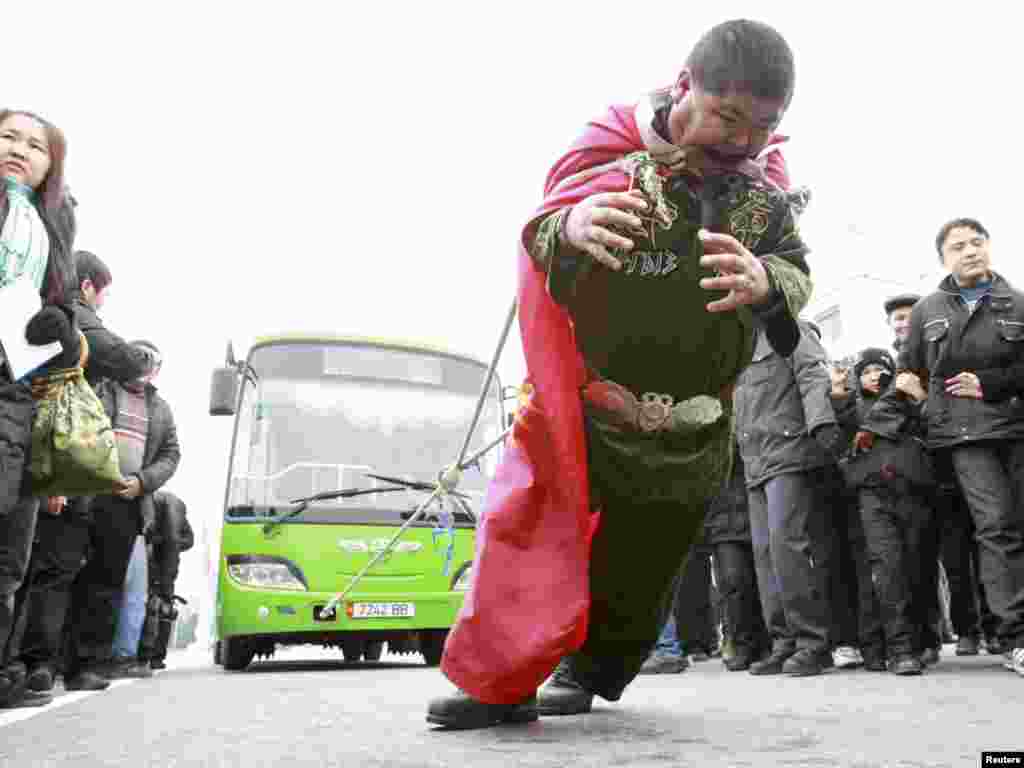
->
<box><xmin>1</xmin><ymin>643</ymin><xmax>1021</xmax><ymax>768</ymax></box>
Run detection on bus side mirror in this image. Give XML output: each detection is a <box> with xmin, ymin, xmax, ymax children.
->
<box><xmin>210</xmin><ymin>367</ymin><xmax>239</xmax><ymax>416</ymax></box>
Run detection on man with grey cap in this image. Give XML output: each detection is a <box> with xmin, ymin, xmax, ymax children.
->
<box><xmin>884</xmin><ymin>293</ymin><xmax>920</xmax><ymax>353</ymax></box>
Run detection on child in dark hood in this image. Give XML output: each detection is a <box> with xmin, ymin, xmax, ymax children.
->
<box><xmin>835</xmin><ymin>346</ymin><xmax>935</xmax><ymax>675</ymax></box>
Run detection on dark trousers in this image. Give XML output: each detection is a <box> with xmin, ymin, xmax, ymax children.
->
<box><xmin>859</xmin><ymin>485</ymin><xmax>935</xmax><ymax>657</ymax></box>
<box><xmin>675</xmin><ymin>544</ymin><xmax>718</xmax><ymax>655</ymax></box>
<box><xmin>937</xmin><ymin>488</ymin><xmax>998</xmax><ymax>638</ymax></box>
<box><xmin>15</xmin><ymin>514</ymin><xmax>90</xmax><ymax>670</ymax></box>
<box><xmin>0</xmin><ymin>497</ymin><xmax>39</xmax><ymax>667</ymax></box>
<box><xmin>65</xmin><ymin>497</ymin><xmax>140</xmax><ymax>673</ymax></box>
<box><xmin>568</xmin><ymin>491</ymin><xmax>705</xmax><ymax>702</ymax></box>
<box><xmin>829</xmin><ymin>491</ymin><xmax>882</xmax><ymax>652</ymax></box>
<box><xmin>950</xmin><ymin>441</ymin><xmax>1024</xmax><ymax>648</ymax></box>
<box><xmin>713</xmin><ymin>540</ymin><xmax>768</xmax><ymax>654</ymax></box>
<box><xmin>749</xmin><ymin>468</ymin><xmax>834</xmax><ymax>654</ymax></box>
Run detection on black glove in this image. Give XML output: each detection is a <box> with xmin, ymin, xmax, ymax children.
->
<box><xmin>812</xmin><ymin>424</ymin><xmax>846</xmax><ymax>462</ymax></box>
<box><xmin>24</xmin><ymin>305</ymin><xmax>81</xmax><ymax>369</ymax></box>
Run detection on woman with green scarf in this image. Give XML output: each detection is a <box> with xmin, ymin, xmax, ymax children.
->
<box><xmin>0</xmin><ymin>109</ymin><xmax>78</xmax><ymax>709</ymax></box>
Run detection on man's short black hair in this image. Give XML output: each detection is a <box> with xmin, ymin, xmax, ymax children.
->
<box><xmin>935</xmin><ymin>218</ymin><xmax>990</xmax><ymax>262</ymax></box>
<box><xmin>686</xmin><ymin>19</ymin><xmax>795</xmax><ymax>106</ymax></box>
<box><xmin>74</xmin><ymin>250</ymin><xmax>112</xmax><ymax>293</ymax></box>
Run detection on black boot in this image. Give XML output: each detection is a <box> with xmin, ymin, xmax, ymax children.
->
<box><xmin>426</xmin><ymin>690</ymin><xmax>538</xmax><ymax>729</ymax></box>
<box><xmin>749</xmin><ymin>647</ymin><xmax>795</xmax><ymax>676</ymax></box>
<box><xmin>64</xmin><ymin>670</ymin><xmax>111</xmax><ymax>691</ymax></box>
<box><xmin>955</xmin><ymin>634</ymin><xmax>980</xmax><ymax>656</ymax></box>
<box><xmin>0</xmin><ymin>664</ymin><xmax>52</xmax><ymax>708</ymax></box>
<box><xmin>26</xmin><ymin>665</ymin><xmax>55</xmax><ymax>693</ymax></box>
<box><xmin>782</xmin><ymin>648</ymin><xmax>831</xmax><ymax>677</ymax></box>
<box><xmin>537</xmin><ymin>657</ymin><xmax>594</xmax><ymax>716</ymax></box>
<box><xmin>887</xmin><ymin>654</ymin><xmax>923</xmax><ymax>676</ymax></box>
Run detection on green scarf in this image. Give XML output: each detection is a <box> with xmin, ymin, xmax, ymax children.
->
<box><xmin>0</xmin><ymin>177</ymin><xmax>49</xmax><ymax>292</ymax></box>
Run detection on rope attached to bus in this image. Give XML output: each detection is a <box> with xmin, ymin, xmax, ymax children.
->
<box><xmin>317</xmin><ymin>298</ymin><xmax>518</xmax><ymax>619</ymax></box>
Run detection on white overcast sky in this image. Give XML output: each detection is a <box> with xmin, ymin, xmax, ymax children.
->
<box><xmin>8</xmin><ymin>2</ymin><xmax>1021</xmax><ymax>604</ymax></box>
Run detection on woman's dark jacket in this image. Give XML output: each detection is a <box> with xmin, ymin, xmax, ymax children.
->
<box><xmin>0</xmin><ymin>192</ymin><xmax>77</xmax><ymax>516</ymax></box>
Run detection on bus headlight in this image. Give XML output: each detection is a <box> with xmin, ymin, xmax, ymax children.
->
<box><xmin>226</xmin><ymin>555</ymin><xmax>307</xmax><ymax>591</ymax></box>
<box><xmin>451</xmin><ymin>561</ymin><xmax>473</xmax><ymax>592</ymax></box>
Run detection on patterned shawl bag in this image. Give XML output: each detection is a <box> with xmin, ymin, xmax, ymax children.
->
<box><xmin>442</xmin><ymin>89</ymin><xmax>795</xmax><ymax>704</ymax></box>
<box><xmin>28</xmin><ymin>333</ymin><xmax>123</xmax><ymax>496</ymax></box>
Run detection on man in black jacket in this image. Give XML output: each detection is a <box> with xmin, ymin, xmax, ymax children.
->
<box><xmin>734</xmin><ymin>321</ymin><xmax>843</xmax><ymax>676</ymax></box>
<box><xmin>899</xmin><ymin>217</ymin><xmax>1024</xmax><ymax>678</ymax></box>
<box><xmin>64</xmin><ymin>340</ymin><xmax>180</xmax><ymax>682</ymax></box>
<box><xmin>138</xmin><ymin>491</ymin><xmax>193</xmax><ymax>670</ymax></box>
<box><xmin>14</xmin><ymin>253</ymin><xmax>160</xmax><ymax>694</ymax></box>
<box><xmin>892</xmin><ymin>289</ymin><xmax>1001</xmax><ymax>658</ymax></box>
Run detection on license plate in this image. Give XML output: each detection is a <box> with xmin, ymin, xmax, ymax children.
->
<box><xmin>347</xmin><ymin>602</ymin><xmax>415</xmax><ymax>619</ymax></box>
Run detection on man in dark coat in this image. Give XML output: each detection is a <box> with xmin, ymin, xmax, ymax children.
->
<box><xmin>734</xmin><ymin>321</ymin><xmax>842</xmax><ymax>676</ymax></box>
<box><xmin>64</xmin><ymin>340</ymin><xmax>180</xmax><ymax>683</ymax></box>
<box><xmin>14</xmin><ymin>252</ymin><xmax>158</xmax><ymax>694</ymax></box>
<box><xmin>138</xmin><ymin>491</ymin><xmax>193</xmax><ymax>670</ymax></box>
<box><xmin>899</xmin><ymin>217</ymin><xmax>1024</xmax><ymax>678</ymax></box>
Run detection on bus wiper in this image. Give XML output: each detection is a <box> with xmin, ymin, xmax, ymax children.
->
<box><xmin>261</xmin><ymin>485</ymin><xmax>408</xmax><ymax>534</ymax></box>
<box><xmin>364</xmin><ymin>473</ymin><xmax>471</xmax><ymax>500</ymax></box>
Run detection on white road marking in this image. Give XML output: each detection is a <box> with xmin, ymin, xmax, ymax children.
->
<box><xmin>0</xmin><ymin>679</ymin><xmax>138</xmax><ymax>728</ymax></box>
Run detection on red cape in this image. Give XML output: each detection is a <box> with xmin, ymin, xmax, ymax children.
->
<box><xmin>441</xmin><ymin>100</ymin><xmax>790</xmax><ymax>704</ymax></box>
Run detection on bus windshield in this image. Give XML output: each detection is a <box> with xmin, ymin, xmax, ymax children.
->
<box><xmin>226</xmin><ymin>342</ymin><xmax>503</xmax><ymax>524</ymax></box>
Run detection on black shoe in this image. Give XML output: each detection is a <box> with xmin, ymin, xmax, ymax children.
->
<box><xmin>689</xmin><ymin>650</ymin><xmax>711</xmax><ymax>663</ymax></box>
<box><xmin>888</xmin><ymin>654</ymin><xmax>924</xmax><ymax>676</ymax></box>
<box><xmin>919</xmin><ymin>647</ymin><xmax>941</xmax><ymax>667</ymax></box>
<box><xmin>537</xmin><ymin>658</ymin><xmax>594</xmax><ymax>716</ymax></box>
<box><xmin>749</xmin><ymin>648</ymin><xmax>795</xmax><ymax>676</ymax></box>
<box><xmin>862</xmin><ymin>651</ymin><xmax>887</xmax><ymax>672</ymax></box>
<box><xmin>26</xmin><ymin>665</ymin><xmax>54</xmax><ymax>693</ymax></box>
<box><xmin>64</xmin><ymin>671</ymin><xmax>111</xmax><ymax>691</ymax></box>
<box><xmin>723</xmin><ymin>650</ymin><xmax>755</xmax><ymax>672</ymax></box>
<box><xmin>106</xmin><ymin>659</ymin><xmax>154</xmax><ymax>679</ymax></box>
<box><xmin>955</xmin><ymin>634</ymin><xmax>980</xmax><ymax>656</ymax></box>
<box><xmin>425</xmin><ymin>690</ymin><xmax>538</xmax><ymax>729</ymax></box>
<box><xmin>783</xmin><ymin>649</ymin><xmax>829</xmax><ymax>677</ymax></box>
<box><xmin>150</xmin><ymin>659</ymin><xmax>167</xmax><ymax>671</ymax></box>
<box><xmin>638</xmin><ymin>652</ymin><xmax>689</xmax><ymax>675</ymax></box>
<box><xmin>984</xmin><ymin>635</ymin><xmax>1009</xmax><ymax>656</ymax></box>
<box><xmin>0</xmin><ymin>689</ymin><xmax>52</xmax><ymax>709</ymax></box>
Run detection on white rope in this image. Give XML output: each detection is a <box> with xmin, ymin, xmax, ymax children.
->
<box><xmin>318</xmin><ymin>298</ymin><xmax>519</xmax><ymax>614</ymax></box>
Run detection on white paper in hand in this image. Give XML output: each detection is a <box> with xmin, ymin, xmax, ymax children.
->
<box><xmin>0</xmin><ymin>277</ymin><xmax>61</xmax><ymax>379</ymax></box>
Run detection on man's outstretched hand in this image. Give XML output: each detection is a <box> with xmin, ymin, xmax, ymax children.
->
<box><xmin>697</xmin><ymin>230</ymin><xmax>771</xmax><ymax>312</ymax></box>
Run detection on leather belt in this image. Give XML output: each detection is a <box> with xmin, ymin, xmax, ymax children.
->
<box><xmin>582</xmin><ymin>378</ymin><xmax>732</xmax><ymax>435</ymax></box>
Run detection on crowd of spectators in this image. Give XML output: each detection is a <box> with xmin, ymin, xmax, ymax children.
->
<box><xmin>0</xmin><ymin>109</ymin><xmax>194</xmax><ymax>709</ymax></box>
<box><xmin>640</xmin><ymin>216</ymin><xmax>1024</xmax><ymax>681</ymax></box>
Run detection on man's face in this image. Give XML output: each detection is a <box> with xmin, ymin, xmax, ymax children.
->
<box><xmin>81</xmin><ymin>280</ymin><xmax>110</xmax><ymax>312</ymax></box>
<box><xmin>667</xmin><ymin>72</ymin><xmax>787</xmax><ymax>162</ymax></box>
<box><xmin>0</xmin><ymin>113</ymin><xmax>51</xmax><ymax>191</ymax></box>
<box><xmin>887</xmin><ymin>306</ymin><xmax>914</xmax><ymax>343</ymax></box>
<box><xmin>941</xmin><ymin>226</ymin><xmax>992</xmax><ymax>288</ymax></box>
<box><xmin>860</xmin><ymin>363</ymin><xmax>887</xmax><ymax>395</ymax></box>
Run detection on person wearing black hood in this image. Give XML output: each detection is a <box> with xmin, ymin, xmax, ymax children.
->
<box><xmin>837</xmin><ymin>347</ymin><xmax>936</xmax><ymax>674</ymax></box>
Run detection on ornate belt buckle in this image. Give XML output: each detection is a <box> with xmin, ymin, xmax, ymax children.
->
<box><xmin>637</xmin><ymin>392</ymin><xmax>674</xmax><ymax>432</ymax></box>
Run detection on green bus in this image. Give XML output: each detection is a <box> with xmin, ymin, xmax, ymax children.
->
<box><xmin>208</xmin><ymin>334</ymin><xmax>505</xmax><ymax>671</ymax></box>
